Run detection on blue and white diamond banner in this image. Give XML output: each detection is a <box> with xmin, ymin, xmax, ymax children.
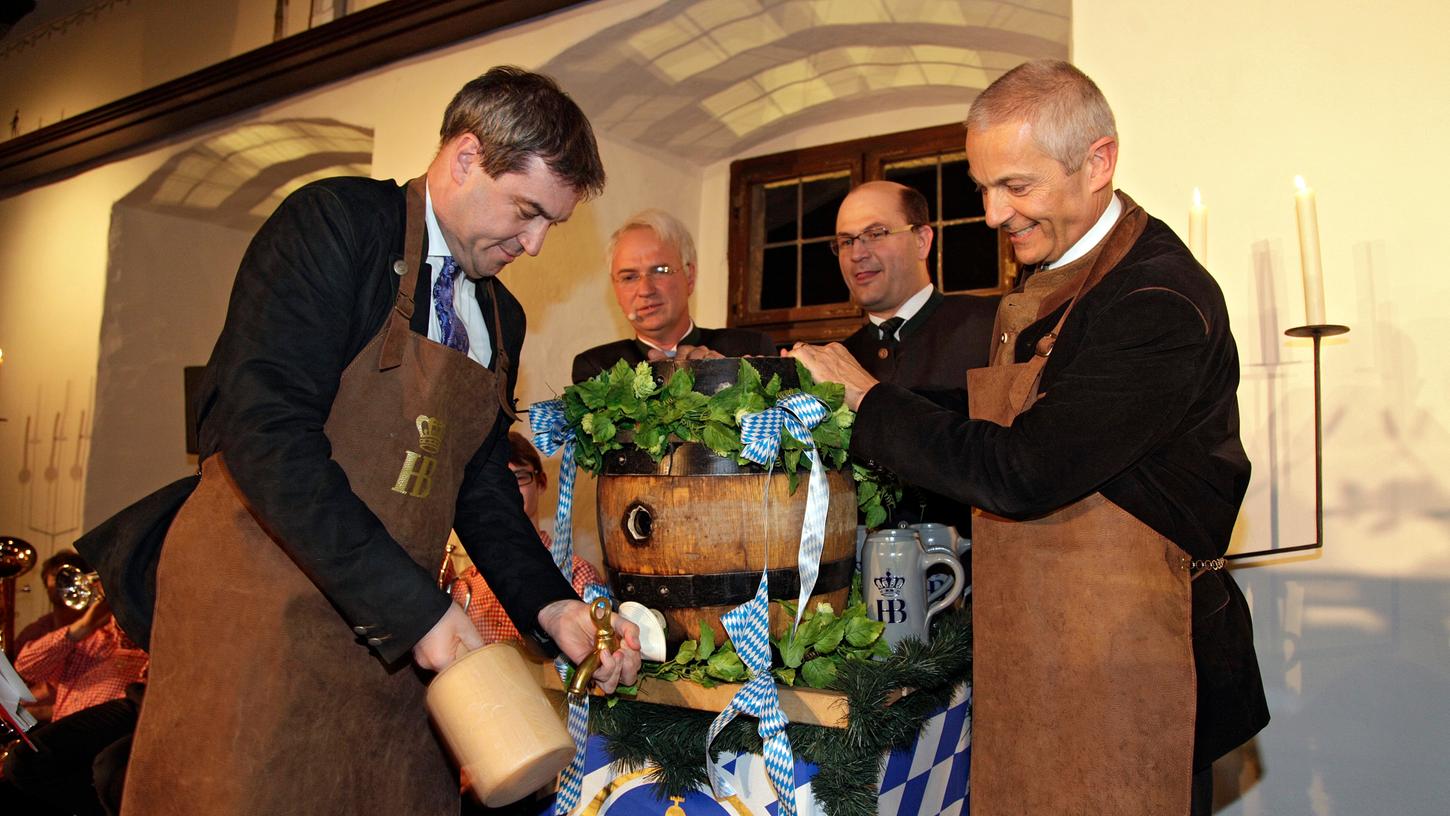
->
<box><xmin>536</xmin><ymin>683</ymin><xmax>971</xmax><ymax>816</ymax></box>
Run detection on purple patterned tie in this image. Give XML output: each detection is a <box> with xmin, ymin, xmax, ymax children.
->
<box><xmin>432</xmin><ymin>257</ymin><xmax>470</xmax><ymax>354</ymax></box>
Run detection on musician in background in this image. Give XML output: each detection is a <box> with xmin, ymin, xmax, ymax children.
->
<box><xmin>11</xmin><ymin>551</ymin><xmax>90</xmax><ymax>724</ymax></box>
<box><xmin>2</xmin><ymin>572</ymin><xmax>145</xmax><ymax>816</ymax></box>
<box><xmin>14</xmin><ymin>578</ymin><xmax>145</xmax><ymax>723</ymax></box>
<box><xmin>447</xmin><ymin>432</ymin><xmax>605</xmax><ymax>644</ymax></box>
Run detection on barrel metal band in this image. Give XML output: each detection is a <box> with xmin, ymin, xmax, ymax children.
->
<box><xmin>611</xmin><ymin>556</ymin><xmax>855</xmax><ymax>609</ymax></box>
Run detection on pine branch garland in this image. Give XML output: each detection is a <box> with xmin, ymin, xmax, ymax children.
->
<box><xmin>591</xmin><ymin>605</ymin><xmax>972</xmax><ymax>816</ymax></box>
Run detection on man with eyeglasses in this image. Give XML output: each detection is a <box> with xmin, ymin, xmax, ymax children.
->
<box><xmin>571</xmin><ymin>209</ymin><xmax>776</xmax><ymax>383</ymax></box>
<box><xmin>834</xmin><ymin>181</ymin><xmax>997</xmax><ymax>531</ymax></box>
<box><xmin>445</xmin><ymin>432</ymin><xmax>603</xmax><ymax>647</ymax></box>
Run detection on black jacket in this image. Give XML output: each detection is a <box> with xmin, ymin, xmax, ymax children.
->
<box><xmin>852</xmin><ymin>212</ymin><xmax>1268</xmax><ymax>768</ymax></box>
<box><xmin>571</xmin><ymin>326</ymin><xmax>777</xmax><ymax>383</ymax></box>
<box><xmin>83</xmin><ymin>178</ymin><xmax>576</xmax><ymax>663</ymax></box>
<box><xmin>842</xmin><ymin>290</ymin><xmax>998</xmax><ymax>529</ymax></box>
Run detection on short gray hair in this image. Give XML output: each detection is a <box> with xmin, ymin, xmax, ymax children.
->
<box><xmin>966</xmin><ymin>59</ymin><xmax>1117</xmax><ymax>174</ymax></box>
<box><xmin>606</xmin><ymin>209</ymin><xmax>697</xmax><ymax>271</ymax></box>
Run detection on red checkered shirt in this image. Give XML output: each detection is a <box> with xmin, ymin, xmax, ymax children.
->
<box><xmin>448</xmin><ymin>530</ymin><xmax>605</xmax><ymax>644</ymax></box>
<box><xmin>14</xmin><ymin>617</ymin><xmax>148</xmax><ymax>720</ymax></box>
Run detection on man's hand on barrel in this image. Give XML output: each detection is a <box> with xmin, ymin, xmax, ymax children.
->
<box><xmin>538</xmin><ymin>599</ymin><xmax>642</xmax><ymax>693</ymax></box>
<box><xmin>412</xmin><ymin>602</ymin><xmax>486</xmax><ymax>672</ymax></box>
<box><xmin>784</xmin><ymin>342</ymin><xmax>880</xmax><ymax>411</ymax></box>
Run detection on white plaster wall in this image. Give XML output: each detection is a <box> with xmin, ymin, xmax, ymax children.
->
<box><xmin>1073</xmin><ymin>1</ymin><xmax>1450</xmax><ymax>813</ymax></box>
<box><xmin>0</xmin><ymin>0</ymin><xmax>682</xmax><ymax>630</ymax></box>
<box><xmin>0</xmin><ymin>0</ymin><xmax>277</xmax><ymax>138</ymax></box>
<box><xmin>2</xmin><ymin>1</ymin><xmax>1447</xmax><ymax>810</ymax></box>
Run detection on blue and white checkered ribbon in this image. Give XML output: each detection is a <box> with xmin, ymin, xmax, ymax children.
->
<box><xmin>704</xmin><ymin>574</ymin><xmax>798</xmax><ymax>816</ymax></box>
<box><xmin>739</xmin><ymin>392</ymin><xmax>830</xmax><ymax>630</ymax></box>
<box><xmin>553</xmin><ymin>584</ymin><xmax>611</xmax><ymax>816</ymax></box>
<box><xmin>528</xmin><ymin>399</ymin><xmax>576</xmax><ymax>584</ymax></box>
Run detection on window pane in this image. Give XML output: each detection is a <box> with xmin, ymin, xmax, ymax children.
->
<box><xmin>764</xmin><ymin>183</ymin><xmax>797</xmax><ymax>244</ymax></box>
<box><xmin>800</xmin><ymin>240</ymin><xmax>849</xmax><ymax>306</ymax></box>
<box><xmin>800</xmin><ymin>175</ymin><xmax>849</xmax><ymax>238</ymax></box>
<box><xmin>884</xmin><ymin>162</ymin><xmax>938</xmax><ymax>222</ymax></box>
<box><xmin>941</xmin><ymin>159</ymin><xmax>983</xmax><ymax>220</ymax></box>
<box><xmin>761</xmin><ymin>245</ymin><xmax>797</xmax><ymax>309</ymax></box>
<box><xmin>941</xmin><ymin>223</ymin><xmax>999</xmax><ymax>291</ymax></box>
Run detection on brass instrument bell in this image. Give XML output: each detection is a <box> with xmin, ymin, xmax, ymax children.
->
<box><xmin>54</xmin><ymin>564</ymin><xmax>103</xmax><ymax>611</ymax></box>
<box><xmin>0</xmin><ymin>537</ymin><xmax>36</xmax><ymax>580</ymax></box>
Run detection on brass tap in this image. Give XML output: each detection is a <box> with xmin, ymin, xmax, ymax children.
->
<box><xmin>566</xmin><ymin>597</ymin><xmax>616</xmax><ymax>697</ymax></box>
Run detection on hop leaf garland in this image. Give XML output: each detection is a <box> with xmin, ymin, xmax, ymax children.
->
<box><xmin>561</xmin><ymin>358</ymin><xmax>898</xmax><ymax>526</ymax></box>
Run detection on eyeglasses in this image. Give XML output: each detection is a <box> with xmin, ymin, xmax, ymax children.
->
<box><xmin>511</xmin><ymin>469</ymin><xmax>538</xmax><ymax>486</ymax></box>
<box><xmin>828</xmin><ymin>224</ymin><xmax>918</xmax><ymax>256</ymax></box>
<box><xmin>612</xmin><ymin>265</ymin><xmax>677</xmax><ymax>286</ymax></box>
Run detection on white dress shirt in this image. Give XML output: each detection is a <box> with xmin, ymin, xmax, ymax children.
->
<box><xmin>1045</xmin><ymin>192</ymin><xmax>1123</xmax><ymax>270</ymax></box>
<box><xmin>868</xmin><ymin>283</ymin><xmax>936</xmax><ymax>339</ymax></box>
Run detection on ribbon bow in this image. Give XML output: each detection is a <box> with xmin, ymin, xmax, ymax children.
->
<box><xmin>528</xmin><ymin>399</ymin><xmax>576</xmax><ymax>583</ymax></box>
<box><xmin>705</xmin><ymin>575</ymin><xmax>798</xmax><ymax>816</ymax></box>
<box><xmin>738</xmin><ymin>393</ymin><xmax>830</xmax><ymax>629</ymax></box>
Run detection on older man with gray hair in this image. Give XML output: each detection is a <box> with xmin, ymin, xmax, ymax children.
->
<box><xmin>572</xmin><ymin>208</ymin><xmax>776</xmax><ymax>382</ymax></box>
<box><xmin>789</xmin><ymin>59</ymin><xmax>1267</xmax><ymax>815</ymax></box>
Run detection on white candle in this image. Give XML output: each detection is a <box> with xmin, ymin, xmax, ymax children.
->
<box><xmin>1188</xmin><ymin>188</ymin><xmax>1208</xmax><ymax>265</ymax></box>
<box><xmin>1294</xmin><ymin>176</ymin><xmax>1326</xmax><ymax>325</ymax></box>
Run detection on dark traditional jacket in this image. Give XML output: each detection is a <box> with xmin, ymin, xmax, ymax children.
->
<box><xmin>571</xmin><ymin>326</ymin><xmax>777</xmax><ymax>383</ymax></box>
<box><xmin>80</xmin><ymin>178</ymin><xmax>577</xmax><ymax>663</ymax></box>
<box><xmin>851</xmin><ymin>211</ymin><xmax>1269</xmax><ymax>768</ymax></box>
<box><xmin>842</xmin><ymin>290</ymin><xmax>998</xmax><ymax>529</ymax></box>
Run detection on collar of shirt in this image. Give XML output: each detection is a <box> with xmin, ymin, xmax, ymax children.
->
<box><xmin>1045</xmin><ymin>192</ymin><xmax>1123</xmax><ymax>270</ymax></box>
<box><xmin>868</xmin><ymin>283</ymin><xmax>936</xmax><ymax>328</ymax></box>
<box><xmin>424</xmin><ymin>183</ymin><xmax>493</xmax><ymax>368</ymax></box>
<box><xmin>636</xmin><ymin>320</ymin><xmax>697</xmax><ymax>357</ymax></box>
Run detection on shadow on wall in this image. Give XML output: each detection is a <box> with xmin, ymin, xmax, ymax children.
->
<box><xmin>1218</xmin><ymin>567</ymin><xmax>1450</xmax><ymax>815</ymax></box>
<box><xmin>81</xmin><ymin>119</ymin><xmax>374</xmax><ymax>528</ymax></box>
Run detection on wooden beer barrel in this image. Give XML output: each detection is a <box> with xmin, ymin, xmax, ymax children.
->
<box><xmin>596</xmin><ymin>358</ymin><xmax>857</xmax><ymax>644</ymax></box>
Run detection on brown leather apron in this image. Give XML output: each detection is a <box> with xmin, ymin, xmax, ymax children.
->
<box><xmin>123</xmin><ymin>177</ymin><xmax>511</xmax><ymax>816</ymax></box>
<box><xmin>967</xmin><ymin>202</ymin><xmax>1199</xmax><ymax>815</ymax></box>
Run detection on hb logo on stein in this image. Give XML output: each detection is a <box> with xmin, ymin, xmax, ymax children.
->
<box><xmin>873</xmin><ymin>571</ymin><xmax>908</xmax><ymax>624</ymax></box>
<box><xmin>392</xmin><ymin>415</ymin><xmax>444</xmax><ymax>498</ymax></box>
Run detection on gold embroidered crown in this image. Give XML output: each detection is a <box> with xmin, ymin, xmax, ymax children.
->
<box><xmin>416</xmin><ymin>415</ymin><xmax>445</xmax><ymax>454</ymax></box>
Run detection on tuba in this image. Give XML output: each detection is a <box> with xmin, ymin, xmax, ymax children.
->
<box><xmin>54</xmin><ymin>564</ymin><xmax>103</xmax><ymax>611</ymax></box>
<box><xmin>2</xmin><ymin>536</ymin><xmax>38</xmax><ymax>658</ymax></box>
<box><xmin>0</xmin><ymin>537</ymin><xmax>36</xmax><ymax>580</ymax></box>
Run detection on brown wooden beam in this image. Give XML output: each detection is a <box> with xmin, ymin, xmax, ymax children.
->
<box><xmin>0</xmin><ymin>0</ymin><xmax>588</xmax><ymax>197</ymax></box>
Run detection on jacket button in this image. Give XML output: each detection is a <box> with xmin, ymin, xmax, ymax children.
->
<box><xmin>367</xmin><ymin>636</ymin><xmax>384</xmax><ymax>648</ymax></box>
<box><xmin>353</xmin><ymin>625</ymin><xmax>368</xmax><ymax>636</ymax></box>
<box><xmin>392</xmin><ymin>260</ymin><xmax>407</xmax><ymax>276</ymax></box>
<box><xmin>877</xmin><ymin>348</ymin><xmax>889</xmax><ymax>360</ymax></box>
<box><xmin>1000</xmin><ymin>332</ymin><xmax>1009</xmax><ymax>344</ymax></box>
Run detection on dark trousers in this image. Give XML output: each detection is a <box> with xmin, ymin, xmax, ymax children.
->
<box><xmin>1190</xmin><ymin>764</ymin><xmax>1214</xmax><ymax>816</ymax></box>
<box><xmin>0</xmin><ymin>692</ymin><xmax>140</xmax><ymax>816</ymax></box>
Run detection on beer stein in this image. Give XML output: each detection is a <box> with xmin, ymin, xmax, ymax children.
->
<box><xmin>911</xmin><ymin>523</ymin><xmax>968</xmax><ymax>603</ymax></box>
<box><xmin>426</xmin><ymin>643</ymin><xmax>573</xmax><ymax>807</ymax></box>
<box><xmin>863</xmin><ymin>528</ymin><xmax>964</xmax><ymax>648</ymax></box>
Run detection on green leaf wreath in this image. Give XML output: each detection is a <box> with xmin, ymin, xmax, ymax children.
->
<box><xmin>561</xmin><ymin>358</ymin><xmax>899</xmax><ymax>527</ymax></box>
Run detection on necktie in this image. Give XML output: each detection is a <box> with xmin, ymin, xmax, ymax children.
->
<box><xmin>878</xmin><ymin>316</ymin><xmax>906</xmax><ymax>349</ymax></box>
<box><xmin>432</xmin><ymin>257</ymin><xmax>470</xmax><ymax>354</ymax></box>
